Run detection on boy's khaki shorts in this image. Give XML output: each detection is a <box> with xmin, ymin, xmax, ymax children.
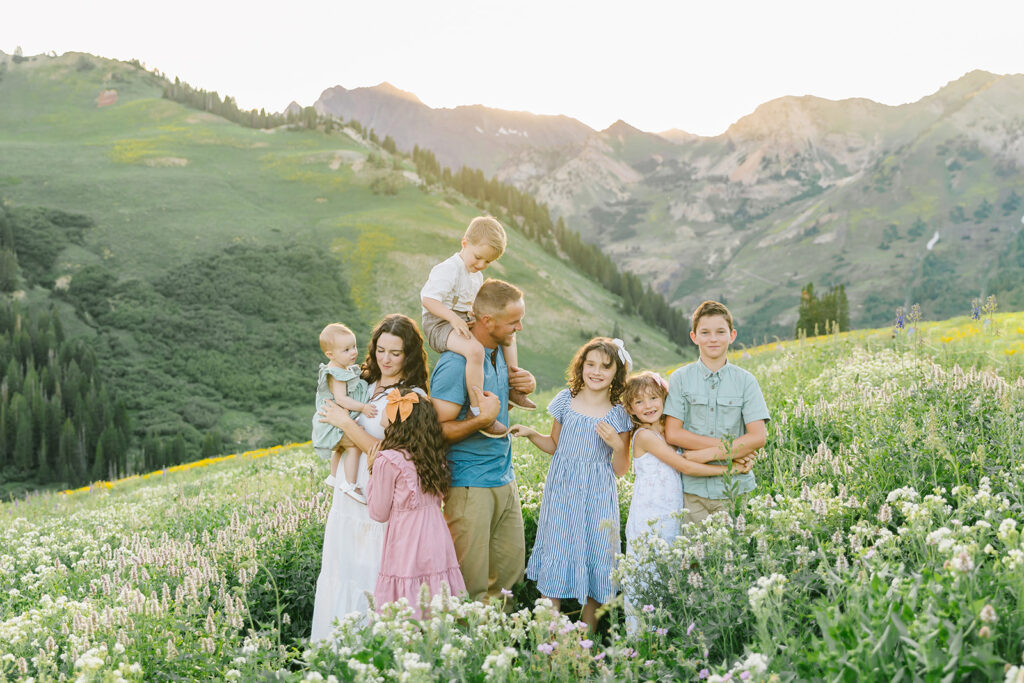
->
<box><xmin>683</xmin><ymin>493</ymin><xmax>731</xmax><ymax>525</ymax></box>
<box><xmin>422</xmin><ymin>310</ymin><xmax>472</xmax><ymax>355</ymax></box>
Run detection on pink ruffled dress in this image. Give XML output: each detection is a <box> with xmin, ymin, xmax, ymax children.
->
<box><xmin>366</xmin><ymin>449</ymin><xmax>466</xmax><ymax>617</ymax></box>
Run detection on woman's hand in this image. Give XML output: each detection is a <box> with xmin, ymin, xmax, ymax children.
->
<box><xmin>320</xmin><ymin>399</ymin><xmax>356</xmax><ymax>428</ymax></box>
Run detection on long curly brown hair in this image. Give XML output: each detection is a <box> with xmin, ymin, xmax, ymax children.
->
<box><xmin>566</xmin><ymin>337</ymin><xmax>627</xmax><ymax>404</ymax></box>
<box><xmin>362</xmin><ymin>314</ymin><xmax>429</xmax><ymax>392</ymax></box>
<box><xmin>378</xmin><ymin>385</ymin><xmax>451</xmax><ymax>499</ymax></box>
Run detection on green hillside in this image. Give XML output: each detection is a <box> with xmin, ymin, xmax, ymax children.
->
<box><xmin>0</xmin><ymin>51</ymin><xmax>686</xmax><ymax>467</ymax></box>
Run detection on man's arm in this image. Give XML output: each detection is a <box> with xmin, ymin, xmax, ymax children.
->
<box><xmin>432</xmin><ymin>387</ymin><xmax>501</xmax><ymax>444</ymax></box>
<box><xmin>664</xmin><ymin>416</ymin><xmax>723</xmax><ymax>450</ymax></box>
<box><xmin>683</xmin><ymin>420</ymin><xmax>767</xmax><ymax>463</ymax></box>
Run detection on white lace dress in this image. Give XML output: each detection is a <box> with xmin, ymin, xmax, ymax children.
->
<box><xmin>625</xmin><ymin>428</ymin><xmax>684</xmax><ymax>546</ymax></box>
<box><xmin>623</xmin><ymin>427</ymin><xmax>684</xmax><ymax>633</ymax></box>
<box><xmin>310</xmin><ymin>382</ymin><xmax>390</xmax><ymax>642</ymax></box>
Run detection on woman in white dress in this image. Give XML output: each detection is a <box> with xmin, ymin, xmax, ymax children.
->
<box><xmin>310</xmin><ymin>314</ymin><xmax>430</xmax><ymax>642</ymax></box>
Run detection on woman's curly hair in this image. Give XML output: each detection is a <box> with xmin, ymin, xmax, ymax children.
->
<box><xmin>621</xmin><ymin>371</ymin><xmax>669</xmax><ymax>431</ymax></box>
<box><xmin>566</xmin><ymin>337</ymin><xmax>627</xmax><ymax>404</ymax></box>
<box><xmin>362</xmin><ymin>314</ymin><xmax>429</xmax><ymax>392</ymax></box>
<box><xmin>379</xmin><ymin>385</ymin><xmax>451</xmax><ymax>499</ymax></box>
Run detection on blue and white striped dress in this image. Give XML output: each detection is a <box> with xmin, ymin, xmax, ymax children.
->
<box><xmin>526</xmin><ymin>389</ymin><xmax>632</xmax><ymax>603</ymax></box>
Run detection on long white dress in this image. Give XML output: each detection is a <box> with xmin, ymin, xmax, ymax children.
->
<box><xmin>310</xmin><ymin>382</ymin><xmax>390</xmax><ymax>642</ymax></box>
<box><xmin>623</xmin><ymin>427</ymin><xmax>684</xmax><ymax>633</ymax></box>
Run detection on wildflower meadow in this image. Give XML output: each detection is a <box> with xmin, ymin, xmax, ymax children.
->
<box><xmin>1</xmin><ymin>311</ymin><xmax>1023</xmax><ymax>681</ymax></box>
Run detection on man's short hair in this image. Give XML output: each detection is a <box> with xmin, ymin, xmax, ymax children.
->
<box><xmin>474</xmin><ymin>279</ymin><xmax>522</xmax><ymax>317</ymax></box>
<box><xmin>691</xmin><ymin>300</ymin><xmax>734</xmax><ymax>332</ymax></box>
<box><xmin>464</xmin><ymin>216</ymin><xmax>507</xmax><ymax>255</ymax></box>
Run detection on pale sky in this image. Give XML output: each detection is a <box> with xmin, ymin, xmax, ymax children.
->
<box><xmin>5</xmin><ymin>0</ymin><xmax>1024</xmax><ymax>137</ymax></box>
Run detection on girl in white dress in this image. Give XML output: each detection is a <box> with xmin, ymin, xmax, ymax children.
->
<box><xmin>310</xmin><ymin>314</ymin><xmax>430</xmax><ymax>642</ymax></box>
<box><xmin>620</xmin><ymin>371</ymin><xmax>751</xmax><ymax>633</ymax></box>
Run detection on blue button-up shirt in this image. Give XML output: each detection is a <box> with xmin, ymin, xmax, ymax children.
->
<box><xmin>663</xmin><ymin>359</ymin><xmax>770</xmax><ymax>499</ymax></box>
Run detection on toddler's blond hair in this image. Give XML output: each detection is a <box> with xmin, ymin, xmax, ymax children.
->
<box><xmin>319</xmin><ymin>323</ymin><xmax>355</xmax><ymax>354</ymax></box>
<box><xmin>464</xmin><ymin>216</ymin><xmax>507</xmax><ymax>255</ymax></box>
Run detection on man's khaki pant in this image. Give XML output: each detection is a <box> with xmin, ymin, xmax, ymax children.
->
<box><xmin>444</xmin><ymin>482</ymin><xmax>525</xmax><ymax>604</ymax></box>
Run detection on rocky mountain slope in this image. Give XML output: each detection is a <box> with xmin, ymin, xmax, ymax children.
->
<box><xmin>316</xmin><ymin>72</ymin><xmax>1024</xmax><ymax>340</ymax></box>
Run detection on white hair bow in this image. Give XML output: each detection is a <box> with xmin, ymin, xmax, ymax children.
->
<box><xmin>612</xmin><ymin>338</ymin><xmax>632</xmax><ymax>372</ymax></box>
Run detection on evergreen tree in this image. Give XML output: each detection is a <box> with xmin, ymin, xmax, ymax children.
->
<box><xmin>13</xmin><ymin>394</ymin><xmax>33</xmax><ymax>470</ymax></box>
<box><xmin>90</xmin><ymin>433</ymin><xmax>107</xmax><ymax>482</ymax></box>
<box><xmin>0</xmin><ymin>248</ymin><xmax>19</xmax><ymax>292</ymax></box>
<box><xmin>59</xmin><ymin>418</ymin><xmax>77</xmax><ymax>485</ymax></box>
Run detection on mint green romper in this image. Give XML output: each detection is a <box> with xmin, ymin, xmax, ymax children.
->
<box><xmin>312</xmin><ymin>363</ymin><xmax>370</xmax><ymax>460</ymax></box>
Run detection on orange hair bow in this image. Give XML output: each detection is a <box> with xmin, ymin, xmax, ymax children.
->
<box><xmin>385</xmin><ymin>388</ymin><xmax>419</xmax><ymax>423</ymax></box>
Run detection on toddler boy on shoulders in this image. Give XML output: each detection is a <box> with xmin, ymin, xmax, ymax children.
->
<box><xmin>421</xmin><ymin>216</ymin><xmax>535</xmax><ymax>436</ymax></box>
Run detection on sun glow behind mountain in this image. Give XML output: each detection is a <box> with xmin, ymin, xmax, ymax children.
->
<box><xmin>5</xmin><ymin>0</ymin><xmax>1024</xmax><ymax>136</ymax></box>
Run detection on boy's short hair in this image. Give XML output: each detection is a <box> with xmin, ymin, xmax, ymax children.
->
<box><xmin>692</xmin><ymin>300</ymin><xmax>734</xmax><ymax>332</ymax></box>
<box><xmin>319</xmin><ymin>322</ymin><xmax>354</xmax><ymax>353</ymax></box>
<box><xmin>464</xmin><ymin>216</ymin><xmax>507</xmax><ymax>255</ymax></box>
<box><xmin>473</xmin><ymin>279</ymin><xmax>522</xmax><ymax>318</ymax></box>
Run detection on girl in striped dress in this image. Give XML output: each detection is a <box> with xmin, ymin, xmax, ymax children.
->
<box><xmin>510</xmin><ymin>338</ymin><xmax>633</xmax><ymax>631</ymax></box>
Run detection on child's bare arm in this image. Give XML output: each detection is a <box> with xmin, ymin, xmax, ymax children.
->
<box><xmin>328</xmin><ymin>375</ymin><xmax>375</xmax><ymax>416</ymax></box>
<box><xmin>664</xmin><ymin>416</ymin><xmax>723</xmax><ymax>450</ymax></box>
<box><xmin>637</xmin><ymin>430</ymin><xmax>739</xmax><ymax>476</ymax></box>
<box><xmin>596</xmin><ymin>423</ymin><xmax>631</xmax><ymax>477</ymax></box>
<box><xmin>509</xmin><ymin>420</ymin><xmax>561</xmax><ymax>455</ymax></box>
<box><xmin>684</xmin><ymin>420</ymin><xmax>767</xmax><ymax>463</ymax></box>
<box><xmin>422</xmin><ymin>297</ymin><xmax>472</xmax><ymax>339</ymax></box>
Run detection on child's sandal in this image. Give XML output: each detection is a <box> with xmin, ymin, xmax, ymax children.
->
<box><xmin>337</xmin><ymin>479</ymin><xmax>367</xmax><ymax>504</ymax></box>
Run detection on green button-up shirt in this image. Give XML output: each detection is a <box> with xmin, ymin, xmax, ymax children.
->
<box><xmin>663</xmin><ymin>359</ymin><xmax>770</xmax><ymax>499</ymax></box>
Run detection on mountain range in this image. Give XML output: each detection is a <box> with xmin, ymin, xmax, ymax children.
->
<box><xmin>315</xmin><ymin>72</ymin><xmax>1024</xmax><ymax>339</ymax></box>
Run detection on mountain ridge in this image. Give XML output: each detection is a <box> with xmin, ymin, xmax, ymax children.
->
<box><xmin>313</xmin><ymin>69</ymin><xmax>1024</xmax><ymax>340</ymax></box>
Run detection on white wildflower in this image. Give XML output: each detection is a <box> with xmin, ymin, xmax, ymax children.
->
<box><xmin>980</xmin><ymin>604</ymin><xmax>998</xmax><ymax>624</ymax></box>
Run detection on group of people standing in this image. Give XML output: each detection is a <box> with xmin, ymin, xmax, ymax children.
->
<box><xmin>308</xmin><ymin>216</ymin><xmax>770</xmax><ymax>641</ymax></box>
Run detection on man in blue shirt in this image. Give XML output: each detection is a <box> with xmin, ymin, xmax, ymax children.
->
<box><xmin>431</xmin><ymin>279</ymin><xmax>536</xmax><ymax>603</ymax></box>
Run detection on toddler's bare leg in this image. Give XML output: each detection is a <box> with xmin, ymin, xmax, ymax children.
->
<box><xmin>447</xmin><ymin>330</ymin><xmax>507</xmax><ymax>435</ymax></box>
<box><xmin>336</xmin><ymin>443</ymin><xmax>367</xmax><ymax>504</ymax></box>
<box><xmin>502</xmin><ymin>336</ymin><xmax>536</xmax><ymax>410</ymax></box>
<box><xmin>343</xmin><ymin>447</ymin><xmax>360</xmax><ymax>486</ymax></box>
<box><xmin>329</xmin><ymin>449</ymin><xmax>341</xmax><ymax>479</ymax></box>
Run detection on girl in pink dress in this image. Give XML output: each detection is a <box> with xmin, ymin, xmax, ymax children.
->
<box><xmin>366</xmin><ymin>386</ymin><xmax>466</xmax><ymax>617</ymax></box>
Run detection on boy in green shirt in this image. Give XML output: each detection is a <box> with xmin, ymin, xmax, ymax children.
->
<box><xmin>663</xmin><ymin>300</ymin><xmax>770</xmax><ymax>524</ymax></box>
